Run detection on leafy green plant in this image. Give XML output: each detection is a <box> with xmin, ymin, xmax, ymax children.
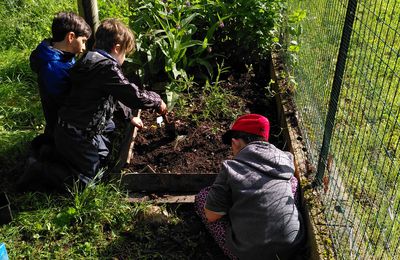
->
<box><xmin>282</xmin><ymin>7</ymin><xmax>306</xmax><ymax>67</ymax></box>
<box><xmin>98</xmin><ymin>0</ymin><xmax>130</xmax><ymax>23</ymax></box>
<box><xmin>128</xmin><ymin>0</ymin><xmax>228</xmax><ymax>114</ymax></box>
<box><xmin>270</xmin><ymin>3</ymin><xmax>306</xmax><ymax>92</ymax></box>
<box><xmin>200</xmin><ymin>62</ymin><xmax>240</xmax><ymax>121</ymax></box>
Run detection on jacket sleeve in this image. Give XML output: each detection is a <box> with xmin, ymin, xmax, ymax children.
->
<box><xmin>116</xmin><ymin>101</ymin><xmax>134</xmax><ymax>120</ymax></box>
<box><xmin>103</xmin><ymin>62</ymin><xmax>162</xmax><ymax>111</ymax></box>
<box><xmin>205</xmin><ymin>162</ymin><xmax>232</xmax><ymax>214</ymax></box>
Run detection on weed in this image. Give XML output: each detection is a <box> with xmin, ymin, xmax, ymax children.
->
<box><xmin>200</xmin><ymin>62</ymin><xmax>241</xmax><ymax>121</ymax></box>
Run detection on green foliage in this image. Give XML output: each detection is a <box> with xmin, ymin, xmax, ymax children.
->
<box><xmin>127</xmin><ymin>0</ymin><xmax>284</xmax><ymax>114</ymax></box>
<box><xmin>129</xmin><ymin>0</ymin><xmax>284</xmax><ymax>80</ymax></box>
<box><xmin>0</xmin><ymin>50</ymin><xmax>43</xmax><ymax>131</ymax></box>
<box><xmin>271</xmin><ymin>2</ymin><xmax>306</xmax><ymax>92</ymax></box>
<box><xmin>128</xmin><ymin>0</ymin><xmax>216</xmax><ymax>82</ymax></box>
<box><xmin>0</xmin><ymin>49</ymin><xmax>43</xmax><ymax>166</ymax></box>
<box><xmin>281</xmin><ymin>7</ymin><xmax>306</xmax><ymax>67</ymax></box>
<box><xmin>175</xmin><ymin>61</ymin><xmax>243</xmax><ymax>123</ymax></box>
<box><xmin>215</xmin><ymin>0</ymin><xmax>283</xmax><ymax>61</ymax></box>
<box><xmin>0</xmin><ymin>0</ymin><xmax>75</xmax><ymax>51</ymax></box>
<box><xmin>98</xmin><ymin>0</ymin><xmax>130</xmax><ymax>24</ymax></box>
<box><xmin>200</xmin><ymin>62</ymin><xmax>235</xmax><ymax>120</ymax></box>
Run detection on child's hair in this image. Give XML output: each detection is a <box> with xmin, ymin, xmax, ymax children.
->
<box><xmin>94</xmin><ymin>18</ymin><xmax>135</xmax><ymax>54</ymax></box>
<box><xmin>52</xmin><ymin>12</ymin><xmax>92</xmax><ymax>42</ymax></box>
<box><xmin>229</xmin><ymin>130</ymin><xmax>266</xmax><ymax>144</ymax></box>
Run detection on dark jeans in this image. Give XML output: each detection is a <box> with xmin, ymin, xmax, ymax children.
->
<box><xmin>17</xmin><ymin>120</ymin><xmax>115</xmax><ymax>192</ymax></box>
<box><xmin>39</xmin><ymin>91</ymin><xmax>63</xmax><ymax>141</ymax></box>
<box><xmin>54</xmin><ymin>120</ymin><xmax>115</xmax><ymax>181</ymax></box>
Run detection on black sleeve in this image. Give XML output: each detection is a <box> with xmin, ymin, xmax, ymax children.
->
<box><xmin>103</xmin><ymin>62</ymin><xmax>162</xmax><ymax>111</ymax></box>
<box><xmin>116</xmin><ymin>101</ymin><xmax>134</xmax><ymax>120</ymax></box>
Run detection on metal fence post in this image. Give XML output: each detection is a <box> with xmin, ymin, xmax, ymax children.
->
<box><xmin>314</xmin><ymin>0</ymin><xmax>358</xmax><ymax>186</ymax></box>
<box><xmin>77</xmin><ymin>0</ymin><xmax>99</xmax><ymax>50</ymax></box>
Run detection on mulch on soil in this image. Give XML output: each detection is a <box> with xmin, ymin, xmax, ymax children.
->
<box><xmin>125</xmin><ymin>68</ymin><xmax>285</xmax><ymax>175</ymax></box>
<box><xmin>128</xmin><ymin>113</ymin><xmax>232</xmax><ymax>174</ymax></box>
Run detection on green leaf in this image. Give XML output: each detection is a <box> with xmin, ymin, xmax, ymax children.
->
<box><xmin>181</xmin><ymin>13</ymin><xmax>199</xmax><ymax>28</ymax></box>
<box><xmin>166</xmin><ymin>89</ymin><xmax>180</xmax><ymax>110</ymax></box>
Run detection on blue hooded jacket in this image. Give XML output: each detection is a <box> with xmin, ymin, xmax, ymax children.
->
<box><xmin>30</xmin><ymin>39</ymin><xmax>75</xmax><ymax>96</ymax></box>
<box><xmin>30</xmin><ymin>39</ymin><xmax>76</xmax><ymax>139</ymax></box>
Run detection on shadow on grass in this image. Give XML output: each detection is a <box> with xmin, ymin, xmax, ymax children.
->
<box><xmin>0</xmin><ymin>132</ymin><xmax>33</xmax><ymax>193</ymax></box>
<box><xmin>100</xmin><ymin>204</ymin><xmax>228</xmax><ymax>260</ymax></box>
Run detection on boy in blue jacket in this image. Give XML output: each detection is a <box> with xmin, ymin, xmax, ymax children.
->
<box><xmin>30</xmin><ymin>12</ymin><xmax>91</xmax><ymax>153</ymax></box>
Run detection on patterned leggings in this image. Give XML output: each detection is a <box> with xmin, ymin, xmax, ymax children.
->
<box><xmin>194</xmin><ymin>176</ymin><xmax>299</xmax><ymax>259</ymax></box>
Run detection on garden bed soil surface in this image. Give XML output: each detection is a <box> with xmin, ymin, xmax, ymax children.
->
<box><xmin>125</xmin><ymin>69</ymin><xmax>286</xmax><ymax>175</ymax></box>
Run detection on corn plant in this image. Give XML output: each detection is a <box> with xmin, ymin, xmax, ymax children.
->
<box><xmin>128</xmin><ymin>0</ymin><xmax>228</xmax><ymax>105</ymax></box>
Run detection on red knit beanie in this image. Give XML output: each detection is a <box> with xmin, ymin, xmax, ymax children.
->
<box><xmin>222</xmin><ymin>114</ymin><xmax>270</xmax><ymax>144</ymax></box>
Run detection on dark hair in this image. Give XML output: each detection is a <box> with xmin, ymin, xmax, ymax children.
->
<box><xmin>229</xmin><ymin>130</ymin><xmax>266</xmax><ymax>145</ymax></box>
<box><xmin>94</xmin><ymin>19</ymin><xmax>135</xmax><ymax>54</ymax></box>
<box><xmin>52</xmin><ymin>12</ymin><xmax>92</xmax><ymax>42</ymax></box>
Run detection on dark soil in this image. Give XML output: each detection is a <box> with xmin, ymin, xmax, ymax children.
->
<box><xmin>128</xmin><ymin>113</ymin><xmax>232</xmax><ymax>174</ymax></box>
<box><xmin>125</xmin><ymin>64</ymin><xmax>286</xmax><ymax>174</ymax></box>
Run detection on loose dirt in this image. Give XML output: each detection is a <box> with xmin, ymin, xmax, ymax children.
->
<box><xmin>125</xmin><ymin>66</ymin><xmax>286</xmax><ymax>174</ymax></box>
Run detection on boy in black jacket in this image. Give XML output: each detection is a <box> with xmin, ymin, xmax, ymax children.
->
<box><xmin>55</xmin><ymin>18</ymin><xmax>167</xmax><ymax>184</ymax></box>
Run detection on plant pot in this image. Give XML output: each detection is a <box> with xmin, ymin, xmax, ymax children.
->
<box><xmin>0</xmin><ymin>192</ymin><xmax>12</xmax><ymax>225</ymax></box>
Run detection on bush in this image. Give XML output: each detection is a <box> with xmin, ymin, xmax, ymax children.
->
<box><xmin>128</xmin><ymin>0</ymin><xmax>283</xmax><ymax>81</ymax></box>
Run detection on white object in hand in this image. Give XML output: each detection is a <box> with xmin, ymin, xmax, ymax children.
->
<box><xmin>156</xmin><ymin>116</ymin><xmax>163</xmax><ymax>127</ymax></box>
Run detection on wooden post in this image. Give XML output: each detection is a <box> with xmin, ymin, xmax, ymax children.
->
<box><xmin>112</xmin><ymin>109</ymin><xmax>142</xmax><ymax>173</ymax></box>
<box><xmin>127</xmin><ymin>109</ymin><xmax>141</xmax><ymax>164</ymax></box>
<box><xmin>77</xmin><ymin>0</ymin><xmax>99</xmax><ymax>50</ymax></box>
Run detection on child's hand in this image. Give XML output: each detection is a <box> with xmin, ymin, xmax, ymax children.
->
<box><xmin>131</xmin><ymin>117</ymin><xmax>143</xmax><ymax>129</ymax></box>
<box><xmin>158</xmin><ymin>100</ymin><xmax>168</xmax><ymax>115</ymax></box>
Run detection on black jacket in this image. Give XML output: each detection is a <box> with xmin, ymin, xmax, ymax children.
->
<box><xmin>58</xmin><ymin>50</ymin><xmax>162</xmax><ymax>136</ymax></box>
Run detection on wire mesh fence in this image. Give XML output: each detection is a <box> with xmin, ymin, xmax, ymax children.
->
<box><xmin>284</xmin><ymin>0</ymin><xmax>400</xmax><ymax>258</ymax></box>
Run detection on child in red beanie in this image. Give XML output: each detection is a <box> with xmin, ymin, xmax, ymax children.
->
<box><xmin>195</xmin><ymin>114</ymin><xmax>305</xmax><ymax>260</ymax></box>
